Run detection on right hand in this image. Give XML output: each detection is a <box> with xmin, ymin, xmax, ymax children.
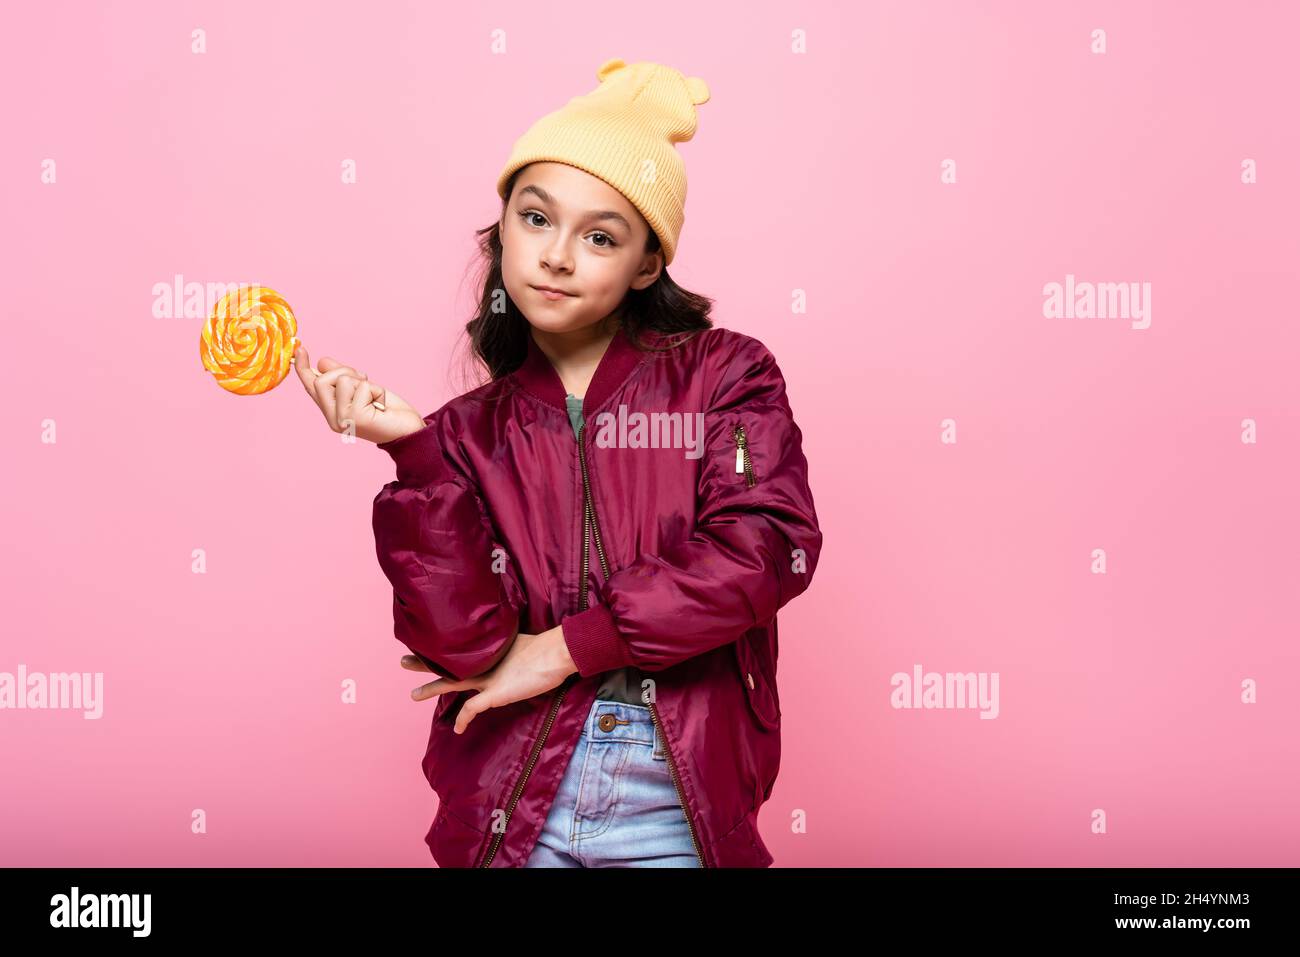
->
<box><xmin>293</xmin><ymin>343</ymin><xmax>425</xmax><ymax>445</ymax></box>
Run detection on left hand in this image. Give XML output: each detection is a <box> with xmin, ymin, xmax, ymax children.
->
<box><xmin>401</xmin><ymin>626</ymin><xmax>576</xmax><ymax>734</ymax></box>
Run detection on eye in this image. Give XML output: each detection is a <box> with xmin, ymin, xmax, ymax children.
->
<box><xmin>518</xmin><ymin>209</ymin><xmax>618</xmax><ymax>249</ymax></box>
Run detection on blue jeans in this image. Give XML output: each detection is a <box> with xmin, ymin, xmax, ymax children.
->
<box><xmin>523</xmin><ymin>698</ymin><xmax>702</xmax><ymax>867</ymax></box>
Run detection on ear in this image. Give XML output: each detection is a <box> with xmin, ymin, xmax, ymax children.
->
<box><xmin>629</xmin><ymin>250</ymin><xmax>663</xmax><ymax>291</ymax></box>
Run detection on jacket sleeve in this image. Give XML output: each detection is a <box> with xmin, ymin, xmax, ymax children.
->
<box><xmin>371</xmin><ymin>410</ymin><xmax>526</xmax><ymax>681</ymax></box>
<box><xmin>560</xmin><ymin>337</ymin><xmax>823</xmax><ymax>674</ymax></box>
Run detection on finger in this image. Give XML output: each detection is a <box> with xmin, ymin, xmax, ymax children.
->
<box><xmin>400</xmin><ymin>655</ymin><xmax>433</xmax><ymax>673</ymax></box>
<box><xmin>316</xmin><ymin>366</ymin><xmax>370</xmax><ymax>425</ymax></box>
<box><xmin>349</xmin><ymin>378</ymin><xmax>388</xmax><ymax>424</ymax></box>
<box><xmin>312</xmin><ymin>369</ymin><xmax>340</xmax><ymax>429</ymax></box>
<box><xmin>412</xmin><ymin>677</ymin><xmax>453</xmax><ymax>702</ymax></box>
<box><xmin>334</xmin><ymin>375</ymin><xmax>358</xmax><ymax>432</ymax></box>
<box><xmin>354</xmin><ymin>378</ymin><xmax>385</xmax><ymax>422</ymax></box>
<box><xmin>294</xmin><ymin>344</ymin><xmax>320</xmax><ymax>396</ymax></box>
<box><xmin>411</xmin><ymin>674</ymin><xmax>477</xmax><ymax>700</ymax></box>
<box><xmin>455</xmin><ymin>693</ymin><xmax>490</xmax><ymax>734</ymax></box>
<box><xmin>312</xmin><ymin>365</ymin><xmax>364</xmax><ymax>401</ymax></box>
<box><xmin>454</xmin><ymin>702</ymin><xmax>471</xmax><ymax>734</ymax></box>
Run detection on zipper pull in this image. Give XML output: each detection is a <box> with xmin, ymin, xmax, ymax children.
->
<box><xmin>733</xmin><ymin>424</ymin><xmax>756</xmax><ymax>488</ymax></box>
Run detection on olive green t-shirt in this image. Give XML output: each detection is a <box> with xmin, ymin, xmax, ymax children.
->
<box><xmin>566</xmin><ymin>392</ymin><xmax>646</xmax><ymax>706</ymax></box>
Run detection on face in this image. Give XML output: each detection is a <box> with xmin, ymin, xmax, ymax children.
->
<box><xmin>499</xmin><ymin>162</ymin><xmax>662</xmax><ymax>335</ymax></box>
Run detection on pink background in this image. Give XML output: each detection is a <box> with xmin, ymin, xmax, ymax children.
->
<box><xmin>2</xmin><ymin>0</ymin><xmax>1298</xmax><ymax>866</ymax></box>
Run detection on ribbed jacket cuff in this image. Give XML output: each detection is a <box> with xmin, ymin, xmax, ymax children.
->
<box><xmin>377</xmin><ymin>422</ymin><xmax>440</xmax><ymax>485</ymax></box>
<box><xmin>561</xmin><ymin>605</ymin><xmax>632</xmax><ymax>677</ymax></box>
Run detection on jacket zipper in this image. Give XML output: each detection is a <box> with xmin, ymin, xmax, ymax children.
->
<box><xmin>476</xmin><ymin>670</ymin><xmax>574</xmax><ymax>867</ymax></box>
<box><xmin>477</xmin><ymin>415</ymin><xmax>709</xmax><ymax>867</ymax></box>
<box><xmin>577</xmin><ymin>420</ymin><xmax>708</xmax><ymax>868</ymax></box>
<box><xmin>733</xmin><ymin>423</ymin><xmax>756</xmax><ymax>488</ymax></box>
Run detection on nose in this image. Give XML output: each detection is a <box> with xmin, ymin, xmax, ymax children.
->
<box><xmin>539</xmin><ymin>233</ymin><xmax>574</xmax><ymax>274</ymax></box>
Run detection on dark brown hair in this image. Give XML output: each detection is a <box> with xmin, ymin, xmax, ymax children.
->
<box><xmin>455</xmin><ymin>167</ymin><xmax>714</xmax><ymax>389</ymax></box>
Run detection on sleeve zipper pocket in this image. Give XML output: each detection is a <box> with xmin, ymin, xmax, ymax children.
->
<box><xmin>732</xmin><ymin>424</ymin><xmax>757</xmax><ymax>488</ymax></box>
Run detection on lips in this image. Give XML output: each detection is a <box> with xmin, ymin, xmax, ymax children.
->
<box><xmin>530</xmin><ymin>284</ymin><xmax>576</xmax><ymax>297</ymax></box>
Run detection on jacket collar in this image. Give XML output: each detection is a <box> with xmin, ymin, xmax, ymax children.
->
<box><xmin>512</xmin><ymin>322</ymin><xmax>650</xmax><ymax>414</ymax></box>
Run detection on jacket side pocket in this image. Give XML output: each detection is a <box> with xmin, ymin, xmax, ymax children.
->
<box><xmin>733</xmin><ymin>630</ymin><xmax>780</xmax><ymax>730</ymax></box>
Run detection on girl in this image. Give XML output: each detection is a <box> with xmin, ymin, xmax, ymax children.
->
<box><xmin>293</xmin><ymin>58</ymin><xmax>822</xmax><ymax>867</ymax></box>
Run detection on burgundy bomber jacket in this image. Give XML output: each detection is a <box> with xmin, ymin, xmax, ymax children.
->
<box><xmin>371</xmin><ymin>324</ymin><xmax>822</xmax><ymax>867</ymax></box>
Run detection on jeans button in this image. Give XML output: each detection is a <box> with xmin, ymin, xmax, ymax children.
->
<box><xmin>597</xmin><ymin>713</ymin><xmax>617</xmax><ymax>732</ymax></box>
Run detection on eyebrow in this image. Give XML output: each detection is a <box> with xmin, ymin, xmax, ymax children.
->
<box><xmin>516</xmin><ymin>184</ymin><xmax>632</xmax><ymax>232</ymax></box>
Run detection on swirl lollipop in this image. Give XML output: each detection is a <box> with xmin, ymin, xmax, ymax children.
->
<box><xmin>200</xmin><ymin>285</ymin><xmax>300</xmax><ymax>395</ymax></box>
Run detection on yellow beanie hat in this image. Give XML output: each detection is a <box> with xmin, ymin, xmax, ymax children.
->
<box><xmin>496</xmin><ymin>57</ymin><xmax>711</xmax><ymax>266</ymax></box>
